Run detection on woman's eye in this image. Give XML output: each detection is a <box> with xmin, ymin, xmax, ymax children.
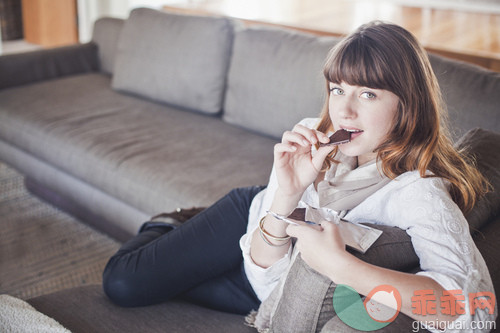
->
<box><xmin>331</xmin><ymin>87</ymin><xmax>344</xmax><ymax>95</ymax></box>
<box><xmin>361</xmin><ymin>92</ymin><xmax>376</xmax><ymax>99</ymax></box>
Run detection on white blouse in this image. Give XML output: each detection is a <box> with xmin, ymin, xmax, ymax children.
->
<box><xmin>239</xmin><ymin>118</ymin><xmax>497</xmax><ymax>332</ymax></box>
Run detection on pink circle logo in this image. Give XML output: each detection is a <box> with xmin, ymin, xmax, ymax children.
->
<box><xmin>363</xmin><ymin>285</ymin><xmax>402</xmax><ymax>323</ymax></box>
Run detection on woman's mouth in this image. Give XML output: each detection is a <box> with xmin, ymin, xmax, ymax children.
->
<box><xmin>342</xmin><ymin>128</ymin><xmax>364</xmax><ymax>139</ymax></box>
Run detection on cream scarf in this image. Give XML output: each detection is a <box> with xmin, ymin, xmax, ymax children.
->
<box><xmin>317</xmin><ymin>152</ymin><xmax>390</xmax><ymax>215</ymax></box>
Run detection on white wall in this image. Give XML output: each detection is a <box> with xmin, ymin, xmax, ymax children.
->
<box><xmin>387</xmin><ymin>0</ymin><xmax>500</xmax><ymax>14</ymax></box>
<box><xmin>76</xmin><ymin>0</ymin><xmax>500</xmax><ymax>43</ymax></box>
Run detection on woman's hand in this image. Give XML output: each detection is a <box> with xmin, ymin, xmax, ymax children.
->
<box><xmin>273</xmin><ymin>124</ymin><xmax>334</xmax><ymax>199</ymax></box>
<box><xmin>250</xmin><ymin>124</ymin><xmax>334</xmax><ymax>269</ymax></box>
<box><xmin>286</xmin><ymin>221</ymin><xmax>348</xmax><ymax>280</ymax></box>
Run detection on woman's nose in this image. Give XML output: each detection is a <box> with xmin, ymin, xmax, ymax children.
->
<box><xmin>337</xmin><ymin>99</ymin><xmax>357</xmax><ymax>119</ymax></box>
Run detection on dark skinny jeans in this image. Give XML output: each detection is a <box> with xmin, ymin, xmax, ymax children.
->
<box><xmin>102</xmin><ymin>186</ymin><xmax>265</xmax><ymax>315</ymax></box>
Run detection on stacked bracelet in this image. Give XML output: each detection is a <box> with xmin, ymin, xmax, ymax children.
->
<box><xmin>258</xmin><ymin>216</ymin><xmax>291</xmax><ymax>247</ymax></box>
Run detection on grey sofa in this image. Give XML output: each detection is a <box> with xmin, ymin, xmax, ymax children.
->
<box><xmin>0</xmin><ymin>7</ymin><xmax>499</xmax><ymax>332</ymax></box>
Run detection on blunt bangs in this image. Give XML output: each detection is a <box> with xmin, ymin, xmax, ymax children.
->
<box><xmin>324</xmin><ymin>28</ymin><xmax>399</xmax><ymax>93</ymax></box>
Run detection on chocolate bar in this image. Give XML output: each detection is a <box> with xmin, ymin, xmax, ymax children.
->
<box><xmin>319</xmin><ymin>129</ymin><xmax>351</xmax><ymax>147</ymax></box>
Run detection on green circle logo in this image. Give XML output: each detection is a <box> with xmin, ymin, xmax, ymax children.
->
<box><xmin>333</xmin><ymin>284</ymin><xmax>402</xmax><ymax>331</ymax></box>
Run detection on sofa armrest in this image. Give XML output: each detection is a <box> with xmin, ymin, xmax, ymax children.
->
<box><xmin>0</xmin><ymin>42</ymin><xmax>99</xmax><ymax>90</ymax></box>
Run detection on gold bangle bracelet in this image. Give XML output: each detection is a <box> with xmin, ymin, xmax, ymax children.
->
<box><xmin>259</xmin><ymin>229</ymin><xmax>291</xmax><ymax>247</ymax></box>
<box><xmin>258</xmin><ymin>216</ymin><xmax>290</xmax><ymax>242</ymax></box>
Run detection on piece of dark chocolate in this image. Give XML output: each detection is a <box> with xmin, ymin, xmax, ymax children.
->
<box><xmin>288</xmin><ymin>207</ymin><xmax>306</xmax><ymax>221</ymax></box>
<box><xmin>319</xmin><ymin>129</ymin><xmax>351</xmax><ymax>147</ymax></box>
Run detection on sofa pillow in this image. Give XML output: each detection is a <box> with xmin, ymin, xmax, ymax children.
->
<box><xmin>349</xmin><ymin>223</ymin><xmax>419</xmax><ymax>271</ymax></box>
<box><xmin>112</xmin><ymin>8</ymin><xmax>234</xmax><ymax>114</ymax></box>
<box><xmin>258</xmin><ymin>223</ymin><xmax>419</xmax><ymax>333</ymax></box>
<box><xmin>223</xmin><ymin>26</ymin><xmax>340</xmax><ymax>138</ymax></box>
<box><xmin>454</xmin><ymin>128</ymin><xmax>500</xmax><ymax>232</ymax></box>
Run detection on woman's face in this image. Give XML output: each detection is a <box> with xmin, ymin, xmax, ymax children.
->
<box><xmin>328</xmin><ymin>82</ymin><xmax>399</xmax><ymax>165</ymax></box>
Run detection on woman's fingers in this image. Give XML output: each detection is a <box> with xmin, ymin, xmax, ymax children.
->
<box><xmin>274</xmin><ymin>142</ymin><xmax>297</xmax><ymax>154</ymax></box>
<box><xmin>287</xmin><ymin>220</ymin><xmax>345</xmax><ymax>254</ymax></box>
<box><xmin>281</xmin><ymin>131</ymin><xmax>310</xmax><ymax>147</ymax></box>
<box><xmin>273</xmin><ymin>125</ymin><xmax>333</xmax><ymax>192</ymax></box>
<box><xmin>277</xmin><ymin>127</ymin><xmax>320</xmax><ymax>156</ymax></box>
<box><xmin>292</xmin><ymin>124</ymin><xmax>318</xmax><ymax>145</ymax></box>
<box><xmin>286</xmin><ymin>221</ymin><xmax>346</xmax><ymax>278</ymax></box>
<box><xmin>286</xmin><ymin>222</ymin><xmax>321</xmax><ymax>238</ymax></box>
<box><xmin>291</xmin><ymin>124</ymin><xmax>320</xmax><ymax>144</ymax></box>
<box><xmin>317</xmin><ymin>131</ymin><xmax>331</xmax><ymax>144</ymax></box>
<box><xmin>286</xmin><ymin>220</ymin><xmax>341</xmax><ymax>241</ymax></box>
<box><xmin>283</xmin><ymin>125</ymin><xmax>330</xmax><ymax>146</ymax></box>
<box><xmin>312</xmin><ymin>145</ymin><xmax>335</xmax><ymax>170</ymax></box>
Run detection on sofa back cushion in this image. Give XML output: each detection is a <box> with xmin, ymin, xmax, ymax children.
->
<box><xmin>429</xmin><ymin>54</ymin><xmax>500</xmax><ymax>141</ymax></box>
<box><xmin>223</xmin><ymin>26</ymin><xmax>340</xmax><ymax>138</ymax></box>
<box><xmin>92</xmin><ymin>17</ymin><xmax>124</xmax><ymax>75</ymax></box>
<box><xmin>112</xmin><ymin>8</ymin><xmax>234</xmax><ymax>114</ymax></box>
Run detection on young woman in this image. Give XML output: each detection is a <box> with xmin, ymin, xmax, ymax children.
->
<box><xmin>103</xmin><ymin>21</ymin><xmax>496</xmax><ymax>330</ymax></box>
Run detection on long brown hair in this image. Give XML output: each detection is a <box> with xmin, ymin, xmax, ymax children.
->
<box><xmin>317</xmin><ymin>21</ymin><xmax>488</xmax><ymax>213</ymax></box>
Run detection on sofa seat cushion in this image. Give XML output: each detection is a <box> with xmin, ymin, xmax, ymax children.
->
<box><xmin>112</xmin><ymin>8</ymin><xmax>234</xmax><ymax>115</ymax></box>
<box><xmin>27</xmin><ymin>285</ymin><xmax>255</xmax><ymax>333</ymax></box>
<box><xmin>0</xmin><ymin>73</ymin><xmax>274</xmax><ymax>216</ymax></box>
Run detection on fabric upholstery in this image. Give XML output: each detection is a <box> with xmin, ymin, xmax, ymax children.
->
<box><xmin>0</xmin><ymin>43</ymin><xmax>99</xmax><ymax>90</ymax></box>
<box><xmin>28</xmin><ymin>285</ymin><xmax>255</xmax><ymax>333</ymax></box>
<box><xmin>349</xmin><ymin>224</ymin><xmax>420</xmax><ymax>271</ymax></box>
<box><xmin>91</xmin><ymin>17</ymin><xmax>124</xmax><ymax>74</ymax></box>
<box><xmin>473</xmin><ymin>214</ymin><xmax>500</xmax><ymax>333</ymax></box>
<box><xmin>0</xmin><ymin>74</ymin><xmax>275</xmax><ymax>220</ymax></box>
<box><xmin>428</xmin><ymin>54</ymin><xmax>500</xmax><ymax>141</ymax></box>
<box><xmin>263</xmin><ymin>223</ymin><xmax>419</xmax><ymax>332</ymax></box>
<box><xmin>0</xmin><ymin>139</ymin><xmax>149</xmax><ymax>241</ymax></box>
<box><xmin>224</xmin><ymin>26</ymin><xmax>340</xmax><ymax>138</ymax></box>
<box><xmin>270</xmin><ymin>255</ymin><xmax>332</xmax><ymax>333</ymax></box>
<box><xmin>455</xmin><ymin>128</ymin><xmax>500</xmax><ymax>232</ymax></box>
<box><xmin>112</xmin><ymin>8</ymin><xmax>234</xmax><ymax>114</ymax></box>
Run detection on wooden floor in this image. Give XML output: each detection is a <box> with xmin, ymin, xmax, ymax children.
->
<box><xmin>164</xmin><ymin>0</ymin><xmax>500</xmax><ymax>72</ymax></box>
